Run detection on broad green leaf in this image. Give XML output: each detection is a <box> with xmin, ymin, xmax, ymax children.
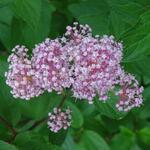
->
<box><xmin>130</xmin><ymin>144</ymin><xmax>142</xmax><ymax>150</ymax></box>
<box><xmin>143</xmin><ymin>76</ymin><xmax>150</xmax><ymax>85</ymax></box>
<box><xmin>94</xmin><ymin>91</ymin><xmax>127</xmax><ymax>119</ymax></box>
<box><xmin>65</xmin><ymin>100</ymin><xmax>84</xmax><ymax>128</ymax></box>
<box><xmin>80</xmin><ymin>130</ymin><xmax>110</xmax><ymax>150</ymax></box>
<box><xmin>0</xmin><ymin>5</ymin><xmax>13</xmax><ymax>25</ymax></box>
<box><xmin>49</xmin><ymin>129</ymin><xmax>68</xmax><ymax>146</ymax></box>
<box><xmin>49</xmin><ymin>12</ymin><xmax>70</xmax><ymax>38</ymax></box>
<box><xmin>133</xmin><ymin>0</ymin><xmax>150</xmax><ymax>7</ymax></box>
<box><xmin>18</xmin><ymin>92</ymin><xmax>61</xmax><ymax>120</ymax></box>
<box><xmin>63</xmin><ymin>133</ymin><xmax>76</xmax><ymax>150</ymax></box>
<box><xmin>143</xmin><ymin>86</ymin><xmax>150</xmax><ymax>100</ymax></box>
<box><xmin>14</xmin><ymin>131</ymin><xmax>64</xmax><ymax>150</ymax></box>
<box><xmin>138</xmin><ymin>127</ymin><xmax>150</xmax><ymax>145</ymax></box>
<box><xmin>12</xmin><ymin>0</ymin><xmax>42</xmax><ymax>30</ymax></box>
<box><xmin>0</xmin><ymin>140</ymin><xmax>18</xmax><ymax>150</ymax></box>
<box><xmin>138</xmin><ymin>86</ymin><xmax>150</xmax><ymax>119</ymax></box>
<box><xmin>0</xmin><ymin>55</ymin><xmax>16</xmax><ymax>106</ymax></box>
<box><xmin>101</xmin><ymin>115</ymin><xmax>134</xmax><ymax>134</ymax></box>
<box><xmin>68</xmin><ymin>0</ymin><xmax>109</xmax><ymax>35</ymax></box>
<box><xmin>22</xmin><ymin>0</ymin><xmax>55</xmax><ymax>48</ymax></box>
<box><xmin>11</xmin><ymin>0</ymin><xmax>55</xmax><ymax>49</ymax></box>
<box><xmin>68</xmin><ymin>0</ymin><xmax>144</xmax><ymax>37</ymax></box>
<box><xmin>0</xmin><ymin>55</ymin><xmax>8</xmax><ymax>77</ymax></box>
<box><xmin>0</xmin><ymin>56</ymin><xmax>22</xmax><ymax>126</ymax></box>
<box><xmin>123</xmin><ymin>57</ymin><xmax>150</xmax><ymax>85</ymax></box>
<box><xmin>0</xmin><ymin>0</ymin><xmax>13</xmax><ymax>7</ymax></box>
<box><xmin>0</xmin><ymin>5</ymin><xmax>13</xmax><ymax>49</ymax></box>
<box><xmin>122</xmin><ymin>11</ymin><xmax>150</xmax><ymax>62</ymax></box>
<box><xmin>123</xmin><ymin>33</ymin><xmax>150</xmax><ymax>62</ymax></box>
<box><xmin>0</xmin><ymin>23</ymin><xmax>12</xmax><ymax>49</ymax></box>
<box><xmin>108</xmin><ymin>0</ymin><xmax>144</xmax><ymax>38</ymax></box>
<box><xmin>0</xmin><ymin>124</ymin><xmax>12</xmax><ymax>141</ymax></box>
<box><xmin>141</xmin><ymin>9</ymin><xmax>150</xmax><ymax>23</ymax></box>
<box><xmin>110</xmin><ymin>127</ymin><xmax>135</xmax><ymax>150</ymax></box>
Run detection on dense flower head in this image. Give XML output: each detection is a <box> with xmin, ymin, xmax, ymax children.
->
<box><xmin>63</xmin><ymin>34</ymin><xmax>123</xmax><ymax>103</ymax></box>
<box><xmin>31</xmin><ymin>39</ymin><xmax>71</xmax><ymax>93</ymax></box>
<box><xmin>47</xmin><ymin>107</ymin><xmax>72</xmax><ymax>132</ymax></box>
<box><xmin>5</xmin><ymin>22</ymin><xmax>143</xmax><ymax>112</ymax></box>
<box><xmin>115</xmin><ymin>72</ymin><xmax>143</xmax><ymax>111</ymax></box>
<box><xmin>5</xmin><ymin>45</ymin><xmax>43</xmax><ymax>100</ymax></box>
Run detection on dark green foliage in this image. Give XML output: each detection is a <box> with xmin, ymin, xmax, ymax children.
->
<box><xmin>0</xmin><ymin>0</ymin><xmax>150</xmax><ymax>149</ymax></box>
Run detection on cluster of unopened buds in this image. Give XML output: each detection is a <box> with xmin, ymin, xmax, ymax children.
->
<box><xmin>5</xmin><ymin>22</ymin><xmax>143</xmax><ymax>132</ymax></box>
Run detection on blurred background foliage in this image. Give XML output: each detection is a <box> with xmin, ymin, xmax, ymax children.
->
<box><xmin>0</xmin><ymin>0</ymin><xmax>150</xmax><ymax>149</ymax></box>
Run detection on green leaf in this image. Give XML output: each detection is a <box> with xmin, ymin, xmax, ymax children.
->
<box><xmin>12</xmin><ymin>0</ymin><xmax>42</xmax><ymax>30</ymax></box>
<box><xmin>0</xmin><ymin>0</ymin><xmax>13</xmax><ymax>7</ymax></box>
<box><xmin>0</xmin><ymin>55</ymin><xmax>8</xmax><ymax>77</ymax></box>
<box><xmin>63</xmin><ymin>133</ymin><xmax>76</xmax><ymax>150</ymax></box>
<box><xmin>18</xmin><ymin>92</ymin><xmax>61</xmax><ymax>120</ymax></box>
<box><xmin>14</xmin><ymin>131</ymin><xmax>64</xmax><ymax>150</ymax></box>
<box><xmin>0</xmin><ymin>5</ymin><xmax>13</xmax><ymax>49</ymax></box>
<box><xmin>123</xmin><ymin>57</ymin><xmax>150</xmax><ymax>85</ymax></box>
<box><xmin>123</xmin><ymin>32</ymin><xmax>150</xmax><ymax>62</ymax></box>
<box><xmin>141</xmin><ymin>9</ymin><xmax>150</xmax><ymax>24</ymax></box>
<box><xmin>143</xmin><ymin>86</ymin><xmax>150</xmax><ymax>100</ymax></box>
<box><xmin>80</xmin><ymin>130</ymin><xmax>110</xmax><ymax>150</ymax></box>
<box><xmin>49</xmin><ymin>129</ymin><xmax>68</xmax><ymax>146</ymax></box>
<box><xmin>0</xmin><ymin>140</ymin><xmax>18</xmax><ymax>150</ymax></box>
<box><xmin>0</xmin><ymin>124</ymin><xmax>11</xmax><ymax>141</ymax></box>
<box><xmin>138</xmin><ymin>86</ymin><xmax>150</xmax><ymax>119</ymax></box>
<box><xmin>133</xmin><ymin>0</ymin><xmax>150</xmax><ymax>7</ymax></box>
<box><xmin>122</xmin><ymin>11</ymin><xmax>150</xmax><ymax>62</ymax></box>
<box><xmin>0</xmin><ymin>56</ymin><xmax>22</xmax><ymax>126</ymax></box>
<box><xmin>22</xmin><ymin>0</ymin><xmax>55</xmax><ymax>48</ymax></box>
<box><xmin>110</xmin><ymin>127</ymin><xmax>135</xmax><ymax>150</ymax></box>
<box><xmin>130</xmin><ymin>144</ymin><xmax>142</xmax><ymax>150</ymax></box>
<box><xmin>100</xmin><ymin>115</ymin><xmax>134</xmax><ymax>134</ymax></box>
<box><xmin>68</xmin><ymin>0</ymin><xmax>144</xmax><ymax>37</ymax></box>
<box><xmin>108</xmin><ymin>0</ymin><xmax>144</xmax><ymax>38</ymax></box>
<box><xmin>65</xmin><ymin>100</ymin><xmax>84</xmax><ymax>128</ymax></box>
<box><xmin>138</xmin><ymin>127</ymin><xmax>150</xmax><ymax>146</ymax></box>
<box><xmin>11</xmin><ymin>0</ymin><xmax>55</xmax><ymax>49</ymax></box>
<box><xmin>68</xmin><ymin>0</ymin><xmax>110</xmax><ymax>35</ymax></box>
<box><xmin>94</xmin><ymin>91</ymin><xmax>127</xmax><ymax>119</ymax></box>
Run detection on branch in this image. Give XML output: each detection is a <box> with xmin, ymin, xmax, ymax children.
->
<box><xmin>28</xmin><ymin>118</ymin><xmax>47</xmax><ymax>130</ymax></box>
<box><xmin>0</xmin><ymin>115</ymin><xmax>17</xmax><ymax>143</ymax></box>
<box><xmin>58</xmin><ymin>94</ymin><xmax>67</xmax><ymax>108</ymax></box>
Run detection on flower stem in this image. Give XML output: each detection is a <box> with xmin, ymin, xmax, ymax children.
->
<box><xmin>0</xmin><ymin>115</ymin><xmax>17</xmax><ymax>143</ymax></box>
<box><xmin>58</xmin><ymin>94</ymin><xmax>67</xmax><ymax>108</ymax></box>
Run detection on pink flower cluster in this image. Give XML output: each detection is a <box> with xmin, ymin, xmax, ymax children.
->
<box><xmin>31</xmin><ymin>39</ymin><xmax>71</xmax><ymax>93</ymax></box>
<box><xmin>115</xmin><ymin>72</ymin><xmax>143</xmax><ymax>111</ymax></box>
<box><xmin>66</xmin><ymin>35</ymin><xmax>123</xmax><ymax>103</ymax></box>
<box><xmin>5</xmin><ymin>22</ymin><xmax>143</xmax><ymax>112</ymax></box>
<box><xmin>5</xmin><ymin>46</ymin><xmax>43</xmax><ymax>100</ymax></box>
<box><xmin>47</xmin><ymin>108</ymin><xmax>71</xmax><ymax>133</ymax></box>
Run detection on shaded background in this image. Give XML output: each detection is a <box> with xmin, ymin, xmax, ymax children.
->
<box><xmin>0</xmin><ymin>0</ymin><xmax>150</xmax><ymax>149</ymax></box>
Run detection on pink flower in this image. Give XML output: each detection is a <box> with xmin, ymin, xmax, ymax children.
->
<box><xmin>5</xmin><ymin>45</ymin><xmax>43</xmax><ymax>100</ymax></box>
<box><xmin>63</xmin><ymin>28</ymin><xmax>123</xmax><ymax>103</ymax></box>
<box><xmin>47</xmin><ymin>108</ymin><xmax>72</xmax><ymax>132</ymax></box>
<box><xmin>65</xmin><ymin>22</ymin><xmax>92</xmax><ymax>44</ymax></box>
<box><xmin>115</xmin><ymin>72</ymin><xmax>143</xmax><ymax>111</ymax></box>
<box><xmin>31</xmin><ymin>39</ymin><xmax>71</xmax><ymax>93</ymax></box>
